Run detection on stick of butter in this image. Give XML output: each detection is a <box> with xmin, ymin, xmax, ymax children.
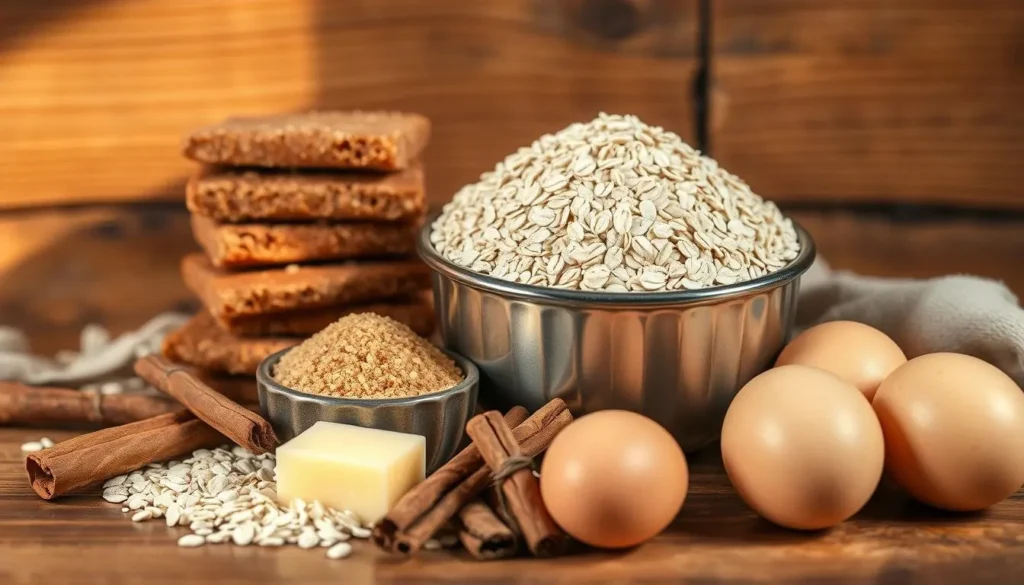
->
<box><xmin>275</xmin><ymin>421</ymin><xmax>425</xmax><ymax>523</ymax></box>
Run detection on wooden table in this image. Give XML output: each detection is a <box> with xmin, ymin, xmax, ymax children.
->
<box><xmin>2</xmin><ymin>427</ymin><xmax>1022</xmax><ymax>584</ymax></box>
<box><xmin>2</xmin><ymin>199</ymin><xmax>1023</xmax><ymax>584</ymax></box>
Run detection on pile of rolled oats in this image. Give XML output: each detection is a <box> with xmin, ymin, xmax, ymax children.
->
<box><xmin>100</xmin><ymin>445</ymin><xmax>368</xmax><ymax>560</ymax></box>
<box><xmin>430</xmin><ymin>113</ymin><xmax>800</xmax><ymax>292</ymax></box>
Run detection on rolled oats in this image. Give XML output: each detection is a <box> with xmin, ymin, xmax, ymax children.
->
<box><xmin>431</xmin><ymin>113</ymin><xmax>800</xmax><ymax>291</ymax></box>
<box><xmin>101</xmin><ymin>445</ymin><xmax>369</xmax><ymax>559</ymax></box>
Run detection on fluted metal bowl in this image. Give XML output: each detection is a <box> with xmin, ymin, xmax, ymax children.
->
<box><xmin>418</xmin><ymin>213</ymin><xmax>815</xmax><ymax>453</ymax></box>
<box><xmin>257</xmin><ymin>346</ymin><xmax>479</xmax><ymax>472</ymax></box>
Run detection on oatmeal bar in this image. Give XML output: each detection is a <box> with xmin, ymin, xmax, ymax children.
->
<box><xmin>222</xmin><ymin>291</ymin><xmax>435</xmax><ymax>337</ymax></box>
<box><xmin>186</xmin><ymin>164</ymin><xmax>425</xmax><ymax>223</ymax></box>
<box><xmin>191</xmin><ymin>214</ymin><xmax>421</xmax><ymax>268</ymax></box>
<box><xmin>181</xmin><ymin>253</ymin><xmax>431</xmax><ymax>321</ymax></box>
<box><xmin>182</xmin><ymin>111</ymin><xmax>430</xmax><ymax>170</ymax></box>
<box><xmin>162</xmin><ymin>311</ymin><xmax>295</xmax><ymax>376</ymax></box>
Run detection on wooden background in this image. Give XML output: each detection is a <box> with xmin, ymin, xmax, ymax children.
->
<box><xmin>0</xmin><ymin>0</ymin><xmax>1022</xmax><ymax>353</ymax></box>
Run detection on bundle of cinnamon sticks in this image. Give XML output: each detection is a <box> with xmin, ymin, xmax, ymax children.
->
<box><xmin>373</xmin><ymin>398</ymin><xmax>573</xmax><ymax>560</ymax></box>
<box><xmin>18</xmin><ymin>355</ymin><xmax>277</xmax><ymax>500</ymax></box>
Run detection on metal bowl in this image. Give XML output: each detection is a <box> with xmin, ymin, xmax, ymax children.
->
<box><xmin>418</xmin><ymin>212</ymin><xmax>816</xmax><ymax>452</ymax></box>
<box><xmin>257</xmin><ymin>346</ymin><xmax>479</xmax><ymax>472</ymax></box>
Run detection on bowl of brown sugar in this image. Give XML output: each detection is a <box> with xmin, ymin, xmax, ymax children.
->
<box><xmin>257</xmin><ymin>313</ymin><xmax>478</xmax><ymax>472</ymax></box>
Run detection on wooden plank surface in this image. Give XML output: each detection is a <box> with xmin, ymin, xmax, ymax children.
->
<box><xmin>711</xmin><ymin>0</ymin><xmax>1024</xmax><ymax>209</ymax></box>
<box><xmin>0</xmin><ymin>0</ymin><xmax>699</xmax><ymax>209</ymax></box>
<box><xmin>1</xmin><ymin>428</ymin><xmax>1022</xmax><ymax>585</ymax></box>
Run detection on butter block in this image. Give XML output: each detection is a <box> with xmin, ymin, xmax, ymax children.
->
<box><xmin>275</xmin><ymin>421</ymin><xmax>425</xmax><ymax>522</ymax></box>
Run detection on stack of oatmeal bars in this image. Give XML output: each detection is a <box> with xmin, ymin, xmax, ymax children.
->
<box><xmin>162</xmin><ymin>111</ymin><xmax>435</xmax><ymax>380</ymax></box>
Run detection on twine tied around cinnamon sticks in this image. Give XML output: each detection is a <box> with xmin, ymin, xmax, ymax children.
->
<box><xmin>372</xmin><ymin>398</ymin><xmax>573</xmax><ymax>560</ymax></box>
<box><xmin>449</xmin><ymin>454</ymin><xmax>535</xmax><ymax>559</ymax></box>
<box><xmin>490</xmin><ymin>455</ymin><xmax>535</xmax><ymax>482</ymax></box>
<box><xmin>466</xmin><ymin>410</ymin><xmax>567</xmax><ymax>558</ymax></box>
<box><xmin>481</xmin><ymin>454</ymin><xmax>535</xmax><ymax>536</ymax></box>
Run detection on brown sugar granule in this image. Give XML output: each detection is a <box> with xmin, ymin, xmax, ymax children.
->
<box><xmin>273</xmin><ymin>313</ymin><xmax>463</xmax><ymax>399</ymax></box>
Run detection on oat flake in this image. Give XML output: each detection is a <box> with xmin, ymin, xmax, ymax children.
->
<box><xmin>430</xmin><ymin>113</ymin><xmax>800</xmax><ymax>292</ymax></box>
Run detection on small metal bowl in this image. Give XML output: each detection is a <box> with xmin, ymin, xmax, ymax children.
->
<box><xmin>419</xmin><ymin>211</ymin><xmax>816</xmax><ymax>453</ymax></box>
<box><xmin>257</xmin><ymin>346</ymin><xmax>479</xmax><ymax>472</ymax></box>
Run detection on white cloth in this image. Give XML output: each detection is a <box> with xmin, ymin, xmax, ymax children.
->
<box><xmin>0</xmin><ymin>313</ymin><xmax>188</xmax><ymax>386</ymax></box>
<box><xmin>797</xmin><ymin>258</ymin><xmax>1024</xmax><ymax>387</ymax></box>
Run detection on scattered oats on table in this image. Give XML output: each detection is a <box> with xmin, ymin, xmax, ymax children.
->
<box><xmin>100</xmin><ymin>445</ymin><xmax>369</xmax><ymax>559</ymax></box>
<box><xmin>20</xmin><ymin>440</ymin><xmax>47</xmax><ymax>454</ymax></box>
<box><xmin>430</xmin><ymin>113</ymin><xmax>801</xmax><ymax>292</ymax></box>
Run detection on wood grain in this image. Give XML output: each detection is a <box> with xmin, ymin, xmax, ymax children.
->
<box><xmin>711</xmin><ymin>0</ymin><xmax>1024</xmax><ymax>209</ymax></box>
<box><xmin>789</xmin><ymin>209</ymin><xmax>1024</xmax><ymax>296</ymax></box>
<box><xmin>1</xmin><ymin>428</ymin><xmax>1022</xmax><ymax>584</ymax></box>
<box><xmin>0</xmin><ymin>0</ymin><xmax>699</xmax><ymax>209</ymax></box>
<box><xmin>0</xmin><ymin>206</ymin><xmax>197</xmax><ymax>356</ymax></box>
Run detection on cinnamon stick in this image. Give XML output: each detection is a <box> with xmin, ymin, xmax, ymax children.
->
<box><xmin>25</xmin><ymin>410</ymin><xmax>224</xmax><ymax>500</ymax></box>
<box><xmin>134</xmin><ymin>355</ymin><xmax>277</xmax><ymax>454</ymax></box>
<box><xmin>0</xmin><ymin>382</ymin><xmax>182</xmax><ymax>428</ymax></box>
<box><xmin>380</xmin><ymin>399</ymin><xmax>572</xmax><ymax>554</ymax></box>
<box><xmin>457</xmin><ymin>498</ymin><xmax>517</xmax><ymax>560</ymax></box>
<box><xmin>373</xmin><ymin>406</ymin><xmax>529</xmax><ymax>551</ymax></box>
<box><xmin>466</xmin><ymin>411</ymin><xmax>566</xmax><ymax>557</ymax></box>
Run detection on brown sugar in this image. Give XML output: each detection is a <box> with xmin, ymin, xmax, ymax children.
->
<box><xmin>273</xmin><ymin>313</ymin><xmax>463</xmax><ymax>399</ymax></box>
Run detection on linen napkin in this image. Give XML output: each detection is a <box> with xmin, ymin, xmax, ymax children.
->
<box><xmin>0</xmin><ymin>313</ymin><xmax>188</xmax><ymax>386</ymax></box>
<box><xmin>797</xmin><ymin>258</ymin><xmax>1024</xmax><ymax>387</ymax></box>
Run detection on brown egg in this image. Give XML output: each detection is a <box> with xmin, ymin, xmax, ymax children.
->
<box><xmin>776</xmin><ymin>321</ymin><xmax>907</xmax><ymax>400</ymax></box>
<box><xmin>721</xmin><ymin>365</ymin><xmax>885</xmax><ymax>530</ymax></box>
<box><xmin>873</xmin><ymin>353</ymin><xmax>1024</xmax><ymax>511</ymax></box>
<box><xmin>539</xmin><ymin>410</ymin><xmax>688</xmax><ymax>549</ymax></box>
